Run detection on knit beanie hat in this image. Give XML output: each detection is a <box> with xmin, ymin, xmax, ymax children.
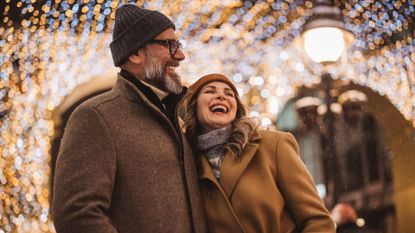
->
<box><xmin>110</xmin><ymin>4</ymin><xmax>176</xmax><ymax>66</ymax></box>
<box><xmin>188</xmin><ymin>74</ymin><xmax>238</xmax><ymax>99</ymax></box>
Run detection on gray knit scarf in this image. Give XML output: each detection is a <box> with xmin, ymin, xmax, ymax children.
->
<box><xmin>197</xmin><ymin>127</ymin><xmax>232</xmax><ymax>179</ymax></box>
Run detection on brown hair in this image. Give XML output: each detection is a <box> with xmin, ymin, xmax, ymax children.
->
<box><xmin>182</xmin><ymin>74</ymin><xmax>257</xmax><ymax>158</ymax></box>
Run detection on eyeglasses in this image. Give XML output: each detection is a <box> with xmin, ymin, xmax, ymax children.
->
<box><xmin>148</xmin><ymin>39</ymin><xmax>183</xmax><ymax>56</ymax></box>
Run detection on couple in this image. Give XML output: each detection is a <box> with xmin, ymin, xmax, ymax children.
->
<box><xmin>51</xmin><ymin>4</ymin><xmax>335</xmax><ymax>233</ymax></box>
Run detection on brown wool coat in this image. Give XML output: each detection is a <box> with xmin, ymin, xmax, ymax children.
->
<box><xmin>52</xmin><ymin>75</ymin><xmax>206</xmax><ymax>233</ymax></box>
<box><xmin>199</xmin><ymin>130</ymin><xmax>335</xmax><ymax>233</ymax></box>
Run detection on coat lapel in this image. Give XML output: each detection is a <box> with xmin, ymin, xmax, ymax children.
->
<box><xmin>220</xmin><ymin>142</ymin><xmax>259</xmax><ymax>198</ymax></box>
<box><xmin>199</xmin><ymin>155</ymin><xmax>247</xmax><ymax>233</ymax></box>
<box><xmin>198</xmin><ymin>131</ymin><xmax>261</xmax><ymax>233</ymax></box>
<box><xmin>114</xmin><ymin>76</ymin><xmax>179</xmax><ymax>139</ymax></box>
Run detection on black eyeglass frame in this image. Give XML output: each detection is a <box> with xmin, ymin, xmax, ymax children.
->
<box><xmin>148</xmin><ymin>39</ymin><xmax>183</xmax><ymax>56</ymax></box>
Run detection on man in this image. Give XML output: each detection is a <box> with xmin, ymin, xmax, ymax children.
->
<box><xmin>294</xmin><ymin>96</ymin><xmax>329</xmax><ymax>199</ymax></box>
<box><xmin>335</xmin><ymin>90</ymin><xmax>391</xmax><ymax>193</ymax></box>
<box><xmin>52</xmin><ymin>4</ymin><xmax>206</xmax><ymax>233</ymax></box>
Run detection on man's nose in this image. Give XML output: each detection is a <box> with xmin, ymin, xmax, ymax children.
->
<box><xmin>173</xmin><ymin>48</ymin><xmax>185</xmax><ymax>61</ymax></box>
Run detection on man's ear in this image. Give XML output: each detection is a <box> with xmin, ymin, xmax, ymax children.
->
<box><xmin>128</xmin><ymin>49</ymin><xmax>145</xmax><ymax>64</ymax></box>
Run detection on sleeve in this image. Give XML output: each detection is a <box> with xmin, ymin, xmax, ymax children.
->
<box><xmin>51</xmin><ymin>104</ymin><xmax>118</xmax><ymax>233</ymax></box>
<box><xmin>275</xmin><ymin>132</ymin><xmax>336</xmax><ymax>233</ymax></box>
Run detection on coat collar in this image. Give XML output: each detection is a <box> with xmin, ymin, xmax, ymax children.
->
<box><xmin>199</xmin><ymin>130</ymin><xmax>262</xmax><ymax>198</ymax></box>
<box><xmin>112</xmin><ymin>75</ymin><xmax>180</xmax><ymax>139</ymax></box>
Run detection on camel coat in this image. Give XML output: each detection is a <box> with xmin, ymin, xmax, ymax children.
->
<box><xmin>52</xmin><ymin>75</ymin><xmax>206</xmax><ymax>233</ymax></box>
<box><xmin>199</xmin><ymin>129</ymin><xmax>335</xmax><ymax>233</ymax></box>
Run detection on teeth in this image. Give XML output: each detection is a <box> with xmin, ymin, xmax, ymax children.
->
<box><xmin>210</xmin><ymin>104</ymin><xmax>228</xmax><ymax>113</ymax></box>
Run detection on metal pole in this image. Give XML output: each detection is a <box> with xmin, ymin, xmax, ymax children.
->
<box><xmin>321</xmin><ymin>73</ymin><xmax>340</xmax><ymax>206</ymax></box>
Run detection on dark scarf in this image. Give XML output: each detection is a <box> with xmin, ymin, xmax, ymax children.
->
<box><xmin>197</xmin><ymin>127</ymin><xmax>232</xmax><ymax>179</ymax></box>
<box><xmin>120</xmin><ymin>69</ymin><xmax>186</xmax><ymax>124</ymax></box>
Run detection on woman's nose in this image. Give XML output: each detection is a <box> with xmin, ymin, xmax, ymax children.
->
<box><xmin>216</xmin><ymin>92</ymin><xmax>226</xmax><ymax>100</ymax></box>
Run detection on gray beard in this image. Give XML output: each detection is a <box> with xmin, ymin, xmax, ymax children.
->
<box><xmin>143</xmin><ymin>50</ymin><xmax>183</xmax><ymax>95</ymax></box>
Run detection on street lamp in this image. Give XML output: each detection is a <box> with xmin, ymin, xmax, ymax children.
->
<box><xmin>301</xmin><ymin>0</ymin><xmax>354</xmax><ymax>66</ymax></box>
<box><xmin>299</xmin><ymin>0</ymin><xmax>354</xmax><ymax>206</ymax></box>
<box><xmin>303</xmin><ymin>27</ymin><xmax>346</xmax><ymax>64</ymax></box>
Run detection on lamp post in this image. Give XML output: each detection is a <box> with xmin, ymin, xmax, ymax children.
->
<box><xmin>301</xmin><ymin>1</ymin><xmax>354</xmax><ymax>65</ymax></box>
<box><xmin>299</xmin><ymin>0</ymin><xmax>354</xmax><ymax>207</ymax></box>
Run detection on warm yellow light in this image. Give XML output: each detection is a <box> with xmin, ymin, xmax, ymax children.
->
<box><xmin>356</xmin><ymin>218</ymin><xmax>365</xmax><ymax>227</ymax></box>
<box><xmin>303</xmin><ymin>27</ymin><xmax>345</xmax><ymax>64</ymax></box>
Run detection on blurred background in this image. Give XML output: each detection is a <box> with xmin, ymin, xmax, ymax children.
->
<box><xmin>1</xmin><ymin>0</ymin><xmax>415</xmax><ymax>232</ymax></box>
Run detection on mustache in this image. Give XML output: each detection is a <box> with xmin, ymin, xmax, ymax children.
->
<box><xmin>165</xmin><ymin>60</ymin><xmax>180</xmax><ymax>68</ymax></box>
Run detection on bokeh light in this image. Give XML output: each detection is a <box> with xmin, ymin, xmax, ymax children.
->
<box><xmin>1</xmin><ymin>0</ymin><xmax>415</xmax><ymax>232</ymax></box>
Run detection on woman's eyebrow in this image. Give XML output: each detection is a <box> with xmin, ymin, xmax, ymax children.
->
<box><xmin>202</xmin><ymin>85</ymin><xmax>233</xmax><ymax>92</ymax></box>
<box><xmin>202</xmin><ymin>85</ymin><xmax>217</xmax><ymax>89</ymax></box>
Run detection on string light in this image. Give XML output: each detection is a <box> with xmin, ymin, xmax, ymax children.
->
<box><xmin>1</xmin><ymin>0</ymin><xmax>415</xmax><ymax>232</ymax></box>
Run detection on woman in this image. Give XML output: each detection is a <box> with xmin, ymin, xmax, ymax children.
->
<box><xmin>182</xmin><ymin>74</ymin><xmax>335</xmax><ymax>233</ymax></box>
